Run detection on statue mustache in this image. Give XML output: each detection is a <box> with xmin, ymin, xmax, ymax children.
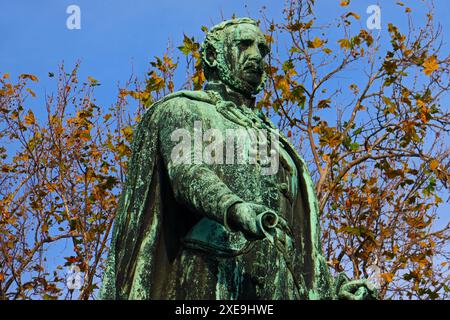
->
<box><xmin>243</xmin><ymin>58</ymin><xmax>263</xmax><ymax>73</ymax></box>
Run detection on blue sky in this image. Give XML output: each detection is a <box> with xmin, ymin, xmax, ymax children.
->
<box><xmin>1</xmin><ymin>0</ymin><xmax>449</xmax><ymax>117</ymax></box>
<box><xmin>1</xmin><ymin>0</ymin><xmax>448</xmax><ymax>297</ymax></box>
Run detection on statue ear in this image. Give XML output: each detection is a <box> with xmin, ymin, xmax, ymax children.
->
<box><xmin>204</xmin><ymin>43</ymin><xmax>218</xmax><ymax>68</ymax></box>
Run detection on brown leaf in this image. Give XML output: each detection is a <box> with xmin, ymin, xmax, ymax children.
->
<box><xmin>19</xmin><ymin>74</ymin><xmax>38</xmax><ymax>82</ymax></box>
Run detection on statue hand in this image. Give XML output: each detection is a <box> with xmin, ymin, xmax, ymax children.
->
<box><xmin>227</xmin><ymin>202</ymin><xmax>267</xmax><ymax>240</ymax></box>
<box><xmin>338</xmin><ymin>279</ymin><xmax>378</xmax><ymax>300</ymax></box>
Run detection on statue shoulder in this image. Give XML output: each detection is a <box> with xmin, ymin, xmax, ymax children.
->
<box><xmin>152</xmin><ymin>90</ymin><xmax>218</xmax><ymax>119</ymax></box>
<box><xmin>158</xmin><ymin>90</ymin><xmax>214</xmax><ymax>108</ymax></box>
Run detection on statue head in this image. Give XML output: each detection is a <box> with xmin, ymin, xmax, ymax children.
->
<box><xmin>201</xmin><ymin>18</ymin><xmax>269</xmax><ymax>97</ymax></box>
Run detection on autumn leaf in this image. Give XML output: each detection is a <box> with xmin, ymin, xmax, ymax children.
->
<box><xmin>338</xmin><ymin>38</ymin><xmax>351</xmax><ymax>50</ymax></box>
<box><xmin>87</xmin><ymin>76</ymin><xmax>100</xmax><ymax>86</ymax></box>
<box><xmin>119</xmin><ymin>89</ymin><xmax>129</xmax><ymax>98</ymax></box>
<box><xmin>24</xmin><ymin>110</ymin><xmax>36</xmax><ymax>126</ymax></box>
<box><xmin>26</xmin><ymin>88</ymin><xmax>36</xmax><ymax>97</ymax></box>
<box><xmin>192</xmin><ymin>70</ymin><xmax>205</xmax><ymax>90</ymax></box>
<box><xmin>429</xmin><ymin>159</ymin><xmax>439</xmax><ymax>170</ymax></box>
<box><xmin>345</xmin><ymin>12</ymin><xmax>360</xmax><ymax>20</ymax></box>
<box><xmin>264</xmin><ymin>34</ymin><xmax>274</xmax><ymax>44</ymax></box>
<box><xmin>168</xmin><ymin>80</ymin><xmax>174</xmax><ymax>92</ymax></box>
<box><xmin>422</xmin><ymin>56</ymin><xmax>439</xmax><ymax>76</ymax></box>
<box><xmin>139</xmin><ymin>91</ymin><xmax>150</xmax><ymax>100</ymax></box>
<box><xmin>380</xmin><ymin>272</ymin><xmax>395</xmax><ymax>283</ymax></box>
<box><xmin>19</xmin><ymin>74</ymin><xmax>38</xmax><ymax>82</ymax></box>
<box><xmin>318</xmin><ymin>99</ymin><xmax>331</xmax><ymax>109</ymax></box>
<box><xmin>340</xmin><ymin>0</ymin><xmax>350</xmax><ymax>6</ymax></box>
<box><xmin>308</xmin><ymin>37</ymin><xmax>324</xmax><ymax>49</ymax></box>
<box><xmin>121</xmin><ymin>126</ymin><xmax>133</xmax><ymax>140</ymax></box>
<box><xmin>275</xmin><ymin>76</ymin><xmax>290</xmax><ymax>95</ymax></box>
<box><xmin>178</xmin><ymin>34</ymin><xmax>199</xmax><ymax>55</ymax></box>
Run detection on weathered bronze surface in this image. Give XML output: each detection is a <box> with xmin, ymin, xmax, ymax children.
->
<box><xmin>100</xmin><ymin>18</ymin><xmax>378</xmax><ymax>300</ymax></box>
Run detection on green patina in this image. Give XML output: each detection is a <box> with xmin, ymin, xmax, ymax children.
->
<box><xmin>100</xmin><ymin>17</ymin><xmax>378</xmax><ymax>300</ymax></box>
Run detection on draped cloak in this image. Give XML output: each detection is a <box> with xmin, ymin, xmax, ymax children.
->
<box><xmin>99</xmin><ymin>90</ymin><xmax>340</xmax><ymax>300</ymax></box>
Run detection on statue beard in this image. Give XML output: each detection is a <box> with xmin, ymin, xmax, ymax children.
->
<box><xmin>215</xmin><ymin>54</ymin><xmax>267</xmax><ymax>97</ymax></box>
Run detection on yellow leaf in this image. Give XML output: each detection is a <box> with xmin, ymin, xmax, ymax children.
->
<box><xmin>3</xmin><ymin>73</ymin><xmax>10</xmax><ymax>79</ymax></box>
<box><xmin>129</xmin><ymin>91</ymin><xmax>140</xmax><ymax>99</ymax></box>
<box><xmin>338</xmin><ymin>38</ymin><xmax>351</xmax><ymax>49</ymax></box>
<box><xmin>24</xmin><ymin>110</ymin><xmax>35</xmax><ymax>126</ymax></box>
<box><xmin>308</xmin><ymin>37</ymin><xmax>324</xmax><ymax>49</ymax></box>
<box><xmin>340</xmin><ymin>0</ymin><xmax>350</xmax><ymax>6</ymax></box>
<box><xmin>393</xmin><ymin>244</ymin><xmax>399</xmax><ymax>254</ymax></box>
<box><xmin>422</xmin><ymin>56</ymin><xmax>439</xmax><ymax>76</ymax></box>
<box><xmin>139</xmin><ymin>91</ymin><xmax>150</xmax><ymax>100</ymax></box>
<box><xmin>429</xmin><ymin>159</ymin><xmax>439</xmax><ymax>170</ymax></box>
<box><xmin>264</xmin><ymin>34</ymin><xmax>274</xmax><ymax>44</ymax></box>
<box><xmin>275</xmin><ymin>77</ymin><xmax>290</xmax><ymax>93</ymax></box>
<box><xmin>121</xmin><ymin>126</ymin><xmax>133</xmax><ymax>138</ymax></box>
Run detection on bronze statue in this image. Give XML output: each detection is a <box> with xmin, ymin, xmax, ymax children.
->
<box><xmin>100</xmin><ymin>17</ymin><xmax>377</xmax><ymax>300</ymax></box>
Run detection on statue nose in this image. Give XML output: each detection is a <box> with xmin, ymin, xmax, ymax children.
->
<box><xmin>245</xmin><ymin>43</ymin><xmax>263</xmax><ymax>60</ymax></box>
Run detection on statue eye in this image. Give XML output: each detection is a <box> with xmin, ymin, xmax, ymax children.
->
<box><xmin>239</xmin><ymin>39</ymin><xmax>253</xmax><ymax>49</ymax></box>
<box><xmin>258</xmin><ymin>43</ymin><xmax>269</xmax><ymax>57</ymax></box>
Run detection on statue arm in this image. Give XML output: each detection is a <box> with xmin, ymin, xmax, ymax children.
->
<box><xmin>157</xmin><ymin>98</ymin><xmax>244</xmax><ymax>225</ymax></box>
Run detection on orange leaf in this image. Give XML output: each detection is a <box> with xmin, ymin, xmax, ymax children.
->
<box><xmin>422</xmin><ymin>56</ymin><xmax>439</xmax><ymax>76</ymax></box>
<box><xmin>429</xmin><ymin>159</ymin><xmax>439</xmax><ymax>170</ymax></box>
<box><xmin>380</xmin><ymin>272</ymin><xmax>394</xmax><ymax>283</ymax></box>
<box><xmin>345</xmin><ymin>12</ymin><xmax>360</xmax><ymax>20</ymax></box>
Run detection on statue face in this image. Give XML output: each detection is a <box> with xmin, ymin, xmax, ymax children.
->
<box><xmin>220</xmin><ymin>23</ymin><xmax>269</xmax><ymax>95</ymax></box>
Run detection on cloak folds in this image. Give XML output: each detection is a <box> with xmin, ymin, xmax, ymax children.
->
<box><xmin>100</xmin><ymin>90</ymin><xmax>337</xmax><ymax>300</ymax></box>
